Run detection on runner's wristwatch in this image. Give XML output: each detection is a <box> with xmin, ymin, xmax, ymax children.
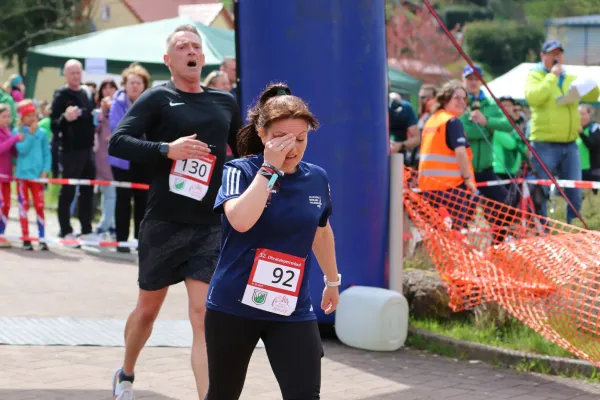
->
<box><xmin>159</xmin><ymin>142</ymin><xmax>169</xmax><ymax>158</ymax></box>
<box><xmin>324</xmin><ymin>274</ymin><xmax>342</xmax><ymax>287</ymax></box>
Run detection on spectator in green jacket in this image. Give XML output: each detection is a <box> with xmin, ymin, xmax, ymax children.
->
<box><xmin>577</xmin><ymin>104</ymin><xmax>600</xmax><ymax>195</ymax></box>
<box><xmin>460</xmin><ymin>64</ymin><xmax>516</xmax><ymax>243</ymax></box>
<box><xmin>494</xmin><ymin>96</ymin><xmax>529</xmax><ymax>208</ymax></box>
<box><xmin>494</xmin><ymin>97</ymin><xmax>528</xmax><ymax>178</ymax></box>
<box><xmin>0</xmin><ymin>88</ymin><xmax>18</xmax><ymax>128</ymax></box>
<box><xmin>524</xmin><ymin>40</ymin><xmax>600</xmax><ymax>223</ymax></box>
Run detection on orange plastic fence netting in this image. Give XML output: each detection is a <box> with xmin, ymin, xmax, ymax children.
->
<box><xmin>402</xmin><ymin>167</ymin><xmax>600</xmax><ymax>366</ymax></box>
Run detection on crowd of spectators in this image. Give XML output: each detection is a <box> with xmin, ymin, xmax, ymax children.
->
<box><xmin>391</xmin><ymin>39</ymin><xmax>600</xmax><ymax>231</ymax></box>
<box><xmin>0</xmin><ymin>57</ymin><xmax>238</xmax><ymax>251</ymax></box>
<box><xmin>1</xmin><ymin>38</ymin><xmax>599</xmax><ymax>250</ymax></box>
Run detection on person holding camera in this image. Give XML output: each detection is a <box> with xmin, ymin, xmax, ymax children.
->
<box><xmin>50</xmin><ymin>59</ymin><xmax>97</xmax><ymax>241</ymax></box>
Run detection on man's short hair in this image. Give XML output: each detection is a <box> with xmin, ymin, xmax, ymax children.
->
<box><xmin>499</xmin><ymin>96</ymin><xmax>516</xmax><ymax>105</ymax></box>
<box><xmin>64</xmin><ymin>59</ymin><xmax>82</xmax><ymax>70</ymax></box>
<box><xmin>221</xmin><ymin>56</ymin><xmax>235</xmax><ymax>67</ymax></box>
<box><xmin>166</xmin><ymin>24</ymin><xmax>201</xmax><ymax>49</ymax></box>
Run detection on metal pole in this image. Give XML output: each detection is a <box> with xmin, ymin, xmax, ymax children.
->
<box><xmin>389</xmin><ymin>152</ymin><xmax>404</xmax><ymax>293</ymax></box>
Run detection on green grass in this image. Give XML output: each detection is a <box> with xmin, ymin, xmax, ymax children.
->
<box><xmin>45</xmin><ymin>183</ymin><xmax>60</xmax><ymax>208</ymax></box>
<box><xmin>407</xmin><ymin>324</ymin><xmax>600</xmax><ymax>382</ymax></box>
<box><xmin>406</xmin><ymin>331</ymin><xmax>469</xmax><ymax>360</ymax></box>
<box><xmin>410</xmin><ymin>317</ymin><xmax>576</xmax><ymax>358</ymax></box>
<box><xmin>550</xmin><ymin>190</ymin><xmax>600</xmax><ymax>230</ymax></box>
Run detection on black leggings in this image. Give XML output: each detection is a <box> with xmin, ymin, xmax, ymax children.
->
<box><xmin>205</xmin><ymin>309</ymin><xmax>323</xmax><ymax>400</ymax></box>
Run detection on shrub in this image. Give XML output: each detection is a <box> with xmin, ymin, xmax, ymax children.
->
<box><xmin>438</xmin><ymin>4</ymin><xmax>494</xmax><ymax>29</ymax></box>
<box><xmin>463</xmin><ymin>20</ymin><xmax>544</xmax><ymax>76</ymax></box>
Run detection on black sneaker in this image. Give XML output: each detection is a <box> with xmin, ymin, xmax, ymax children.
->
<box><xmin>23</xmin><ymin>241</ymin><xmax>33</xmax><ymax>251</ymax></box>
<box><xmin>39</xmin><ymin>242</ymin><xmax>49</xmax><ymax>251</ymax></box>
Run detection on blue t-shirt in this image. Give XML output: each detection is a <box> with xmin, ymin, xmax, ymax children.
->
<box><xmin>445</xmin><ymin>117</ymin><xmax>470</xmax><ymax>150</ymax></box>
<box><xmin>207</xmin><ymin>154</ymin><xmax>332</xmax><ymax>322</ymax></box>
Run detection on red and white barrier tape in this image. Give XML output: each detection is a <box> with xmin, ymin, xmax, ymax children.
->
<box><xmin>0</xmin><ymin>234</ymin><xmax>138</xmax><ymax>248</ymax></box>
<box><xmin>0</xmin><ymin>174</ymin><xmax>149</xmax><ymax>190</ymax></box>
<box><xmin>476</xmin><ymin>178</ymin><xmax>600</xmax><ymax>189</ymax></box>
<box><xmin>4</xmin><ymin>174</ymin><xmax>597</xmax><ymax>191</ymax></box>
<box><xmin>410</xmin><ymin>178</ymin><xmax>600</xmax><ymax>192</ymax></box>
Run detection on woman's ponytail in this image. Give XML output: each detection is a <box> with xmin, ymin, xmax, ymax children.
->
<box><xmin>235</xmin><ymin>82</ymin><xmax>293</xmax><ymax>157</ymax></box>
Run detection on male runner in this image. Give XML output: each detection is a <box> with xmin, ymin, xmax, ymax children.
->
<box><xmin>108</xmin><ymin>24</ymin><xmax>241</xmax><ymax>399</ymax></box>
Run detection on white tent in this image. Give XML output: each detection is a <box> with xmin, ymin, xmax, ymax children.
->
<box><xmin>482</xmin><ymin>63</ymin><xmax>600</xmax><ymax>102</ymax></box>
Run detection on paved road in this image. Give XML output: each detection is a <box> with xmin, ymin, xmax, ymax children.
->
<box><xmin>2</xmin><ymin>215</ymin><xmax>600</xmax><ymax>399</ymax></box>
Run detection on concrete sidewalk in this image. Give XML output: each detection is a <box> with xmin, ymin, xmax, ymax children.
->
<box><xmin>1</xmin><ymin>224</ymin><xmax>600</xmax><ymax>399</ymax></box>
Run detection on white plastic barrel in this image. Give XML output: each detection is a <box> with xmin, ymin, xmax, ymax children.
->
<box><xmin>334</xmin><ymin>285</ymin><xmax>409</xmax><ymax>351</ymax></box>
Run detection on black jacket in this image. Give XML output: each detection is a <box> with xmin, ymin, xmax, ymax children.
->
<box><xmin>580</xmin><ymin>122</ymin><xmax>600</xmax><ymax>170</ymax></box>
<box><xmin>50</xmin><ymin>86</ymin><xmax>96</xmax><ymax>152</ymax></box>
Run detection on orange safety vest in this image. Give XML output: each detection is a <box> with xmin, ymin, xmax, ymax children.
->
<box><xmin>417</xmin><ymin>109</ymin><xmax>474</xmax><ymax>191</ymax></box>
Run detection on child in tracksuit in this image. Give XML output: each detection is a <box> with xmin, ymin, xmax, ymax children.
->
<box><xmin>14</xmin><ymin>100</ymin><xmax>51</xmax><ymax>251</ymax></box>
<box><xmin>0</xmin><ymin>103</ymin><xmax>23</xmax><ymax>248</ymax></box>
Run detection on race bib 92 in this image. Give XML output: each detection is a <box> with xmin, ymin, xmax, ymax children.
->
<box><xmin>241</xmin><ymin>249</ymin><xmax>306</xmax><ymax>316</ymax></box>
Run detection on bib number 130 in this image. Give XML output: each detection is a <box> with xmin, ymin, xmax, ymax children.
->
<box><xmin>169</xmin><ymin>154</ymin><xmax>216</xmax><ymax>201</ymax></box>
<box><xmin>180</xmin><ymin>160</ymin><xmax>208</xmax><ymax>178</ymax></box>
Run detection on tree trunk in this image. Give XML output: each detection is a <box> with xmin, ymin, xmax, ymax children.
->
<box><xmin>17</xmin><ymin>52</ymin><xmax>25</xmax><ymax>79</ymax></box>
<box><xmin>514</xmin><ymin>0</ymin><xmax>528</xmax><ymax>24</ymax></box>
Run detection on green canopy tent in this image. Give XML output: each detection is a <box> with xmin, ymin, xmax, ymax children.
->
<box><xmin>25</xmin><ymin>16</ymin><xmax>422</xmax><ymax>100</ymax></box>
<box><xmin>388</xmin><ymin>66</ymin><xmax>422</xmax><ymax>108</ymax></box>
<box><xmin>25</xmin><ymin>17</ymin><xmax>235</xmax><ymax>97</ymax></box>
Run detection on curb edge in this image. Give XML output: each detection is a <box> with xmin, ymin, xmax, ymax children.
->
<box><xmin>408</xmin><ymin>326</ymin><xmax>598</xmax><ymax>376</ymax></box>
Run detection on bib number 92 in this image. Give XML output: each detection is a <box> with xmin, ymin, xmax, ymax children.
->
<box><xmin>272</xmin><ymin>267</ymin><xmax>295</xmax><ymax>288</ymax></box>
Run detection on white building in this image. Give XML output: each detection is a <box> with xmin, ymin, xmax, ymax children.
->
<box><xmin>546</xmin><ymin>15</ymin><xmax>600</xmax><ymax>65</ymax></box>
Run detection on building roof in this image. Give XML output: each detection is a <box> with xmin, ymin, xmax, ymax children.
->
<box><xmin>122</xmin><ymin>0</ymin><xmax>221</xmax><ymax>23</ymax></box>
<box><xmin>178</xmin><ymin>3</ymin><xmax>232</xmax><ymax>27</ymax></box>
<box><xmin>545</xmin><ymin>15</ymin><xmax>600</xmax><ymax>27</ymax></box>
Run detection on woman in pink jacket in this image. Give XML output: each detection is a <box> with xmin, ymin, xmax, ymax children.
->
<box><xmin>0</xmin><ymin>103</ymin><xmax>24</xmax><ymax>247</ymax></box>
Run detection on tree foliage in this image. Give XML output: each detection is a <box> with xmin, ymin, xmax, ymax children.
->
<box><xmin>438</xmin><ymin>4</ymin><xmax>493</xmax><ymax>28</ymax></box>
<box><xmin>386</xmin><ymin>4</ymin><xmax>462</xmax><ymax>81</ymax></box>
<box><xmin>0</xmin><ymin>0</ymin><xmax>93</xmax><ymax>77</ymax></box>
<box><xmin>463</xmin><ymin>20</ymin><xmax>544</xmax><ymax>76</ymax></box>
<box><xmin>523</xmin><ymin>0</ymin><xmax>600</xmax><ymax>26</ymax></box>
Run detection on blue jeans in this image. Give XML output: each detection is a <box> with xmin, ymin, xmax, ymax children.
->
<box><xmin>96</xmin><ymin>185</ymin><xmax>116</xmax><ymax>232</ymax></box>
<box><xmin>530</xmin><ymin>141</ymin><xmax>582</xmax><ymax>223</ymax></box>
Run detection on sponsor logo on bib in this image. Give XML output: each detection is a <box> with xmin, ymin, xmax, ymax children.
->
<box><xmin>271</xmin><ymin>296</ymin><xmax>290</xmax><ymax>314</ymax></box>
<box><xmin>190</xmin><ymin>183</ymin><xmax>205</xmax><ymax>197</ymax></box>
<box><xmin>174</xmin><ymin>178</ymin><xmax>185</xmax><ymax>190</ymax></box>
<box><xmin>252</xmin><ymin>289</ymin><xmax>268</xmax><ymax>305</ymax></box>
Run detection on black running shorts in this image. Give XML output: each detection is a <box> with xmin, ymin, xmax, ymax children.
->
<box><xmin>137</xmin><ymin>219</ymin><xmax>221</xmax><ymax>291</ymax></box>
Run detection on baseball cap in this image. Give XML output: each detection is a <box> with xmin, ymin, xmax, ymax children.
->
<box><xmin>462</xmin><ymin>64</ymin><xmax>482</xmax><ymax>78</ymax></box>
<box><xmin>542</xmin><ymin>40</ymin><xmax>564</xmax><ymax>53</ymax></box>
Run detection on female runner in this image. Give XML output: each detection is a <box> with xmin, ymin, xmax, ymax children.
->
<box><xmin>205</xmin><ymin>83</ymin><xmax>342</xmax><ymax>400</ymax></box>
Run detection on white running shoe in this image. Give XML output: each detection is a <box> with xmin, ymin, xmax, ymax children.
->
<box><xmin>62</xmin><ymin>233</ymin><xmax>80</xmax><ymax>248</ymax></box>
<box><xmin>113</xmin><ymin>369</ymin><xmax>135</xmax><ymax>400</ymax></box>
